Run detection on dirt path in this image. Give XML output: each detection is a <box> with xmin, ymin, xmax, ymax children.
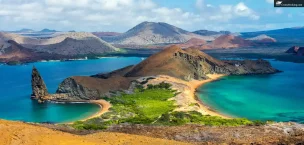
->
<box><xmin>0</xmin><ymin>120</ymin><xmax>190</xmax><ymax>145</ymax></box>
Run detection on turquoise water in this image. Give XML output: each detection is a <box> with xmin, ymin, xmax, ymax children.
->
<box><xmin>0</xmin><ymin>57</ymin><xmax>142</xmax><ymax>123</ymax></box>
<box><xmin>198</xmin><ymin>60</ymin><xmax>304</xmax><ymax>123</ymax></box>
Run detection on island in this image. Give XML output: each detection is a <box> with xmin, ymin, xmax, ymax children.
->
<box><xmin>31</xmin><ymin>46</ymin><xmax>280</xmax><ymax>119</ymax></box>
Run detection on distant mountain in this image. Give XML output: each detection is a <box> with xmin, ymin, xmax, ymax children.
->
<box><xmin>193</xmin><ymin>30</ymin><xmax>231</xmax><ymax>36</ymax></box>
<box><xmin>0</xmin><ymin>40</ymin><xmax>33</xmax><ymax>61</ymax></box>
<box><xmin>0</xmin><ymin>32</ymin><xmax>118</xmax><ymax>62</ymax></box>
<box><xmin>40</xmin><ymin>29</ymin><xmax>57</xmax><ymax>32</ymax></box>
<box><xmin>286</xmin><ymin>46</ymin><xmax>304</xmax><ymax>56</ymax></box>
<box><xmin>93</xmin><ymin>32</ymin><xmax>122</xmax><ymax>37</ymax></box>
<box><xmin>168</xmin><ymin>38</ymin><xmax>208</xmax><ymax>49</ymax></box>
<box><xmin>246</xmin><ymin>34</ymin><xmax>277</xmax><ymax>43</ymax></box>
<box><xmin>241</xmin><ymin>27</ymin><xmax>304</xmax><ymax>42</ymax></box>
<box><xmin>211</xmin><ymin>34</ymin><xmax>252</xmax><ymax>49</ymax></box>
<box><xmin>33</xmin><ymin>32</ymin><xmax>118</xmax><ymax>55</ymax></box>
<box><xmin>14</xmin><ymin>28</ymin><xmax>35</xmax><ymax>33</ymax></box>
<box><xmin>101</xmin><ymin>21</ymin><xmax>205</xmax><ymax>47</ymax></box>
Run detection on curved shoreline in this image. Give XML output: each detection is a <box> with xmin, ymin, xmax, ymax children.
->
<box><xmin>82</xmin><ymin>100</ymin><xmax>111</xmax><ymax>121</ymax></box>
<box><xmin>75</xmin><ymin>74</ymin><xmax>231</xmax><ymax>123</ymax></box>
<box><xmin>187</xmin><ymin>74</ymin><xmax>232</xmax><ymax>119</ymax></box>
<box><xmin>61</xmin><ymin>100</ymin><xmax>111</xmax><ymax>124</ymax></box>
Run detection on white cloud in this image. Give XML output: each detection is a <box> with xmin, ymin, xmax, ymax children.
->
<box><xmin>234</xmin><ymin>2</ymin><xmax>260</xmax><ymax>20</ymax></box>
<box><xmin>0</xmin><ymin>0</ymin><xmax>262</xmax><ymax>32</ymax></box>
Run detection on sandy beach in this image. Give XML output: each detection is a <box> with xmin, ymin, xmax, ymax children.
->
<box><xmin>81</xmin><ymin>100</ymin><xmax>111</xmax><ymax>121</ymax></box>
<box><xmin>146</xmin><ymin>74</ymin><xmax>231</xmax><ymax>119</ymax></box>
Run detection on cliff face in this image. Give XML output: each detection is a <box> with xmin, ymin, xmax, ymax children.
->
<box><xmin>31</xmin><ymin>67</ymin><xmax>48</xmax><ymax>103</ymax></box>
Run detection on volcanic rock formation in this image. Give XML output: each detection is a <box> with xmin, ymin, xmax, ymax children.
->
<box><xmin>31</xmin><ymin>67</ymin><xmax>49</xmax><ymax>103</ymax></box>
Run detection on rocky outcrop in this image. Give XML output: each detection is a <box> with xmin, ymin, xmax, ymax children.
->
<box><xmin>31</xmin><ymin>67</ymin><xmax>48</xmax><ymax>103</ymax></box>
<box><xmin>286</xmin><ymin>46</ymin><xmax>304</xmax><ymax>56</ymax></box>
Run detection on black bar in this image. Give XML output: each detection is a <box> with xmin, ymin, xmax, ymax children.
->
<box><xmin>274</xmin><ymin>0</ymin><xmax>304</xmax><ymax>7</ymax></box>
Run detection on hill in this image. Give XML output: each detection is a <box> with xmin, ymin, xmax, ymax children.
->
<box><xmin>210</xmin><ymin>34</ymin><xmax>252</xmax><ymax>49</ymax></box>
<box><xmin>101</xmin><ymin>21</ymin><xmax>205</xmax><ymax>47</ymax></box>
<box><xmin>286</xmin><ymin>46</ymin><xmax>304</xmax><ymax>56</ymax></box>
<box><xmin>125</xmin><ymin>46</ymin><xmax>277</xmax><ymax>80</ymax></box>
<box><xmin>193</xmin><ymin>30</ymin><xmax>231</xmax><ymax>36</ymax></box>
<box><xmin>0</xmin><ymin>32</ymin><xmax>118</xmax><ymax>61</ymax></box>
<box><xmin>0</xmin><ymin>40</ymin><xmax>71</xmax><ymax>63</ymax></box>
<box><xmin>246</xmin><ymin>34</ymin><xmax>277</xmax><ymax>43</ymax></box>
<box><xmin>40</xmin><ymin>28</ymin><xmax>57</xmax><ymax>32</ymax></box>
<box><xmin>241</xmin><ymin>27</ymin><xmax>304</xmax><ymax>42</ymax></box>
<box><xmin>31</xmin><ymin>32</ymin><xmax>118</xmax><ymax>55</ymax></box>
<box><xmin>92</xmin><ymin>32</ymin><xmax>122</xmax><ymax>37</ymax></box>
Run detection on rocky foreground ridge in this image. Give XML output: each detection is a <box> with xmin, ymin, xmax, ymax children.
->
<box><xmin>31</xmin><ymin>46</ymin><xmax>280</xmax><ymax>102</ymax></box>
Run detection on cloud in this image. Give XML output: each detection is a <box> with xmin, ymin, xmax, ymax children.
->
<box><xmin>234</xmin><ymin>2</ymin><xmax>260</xmax><ymax>20</ymax></box>
<box><xmin>0</xmin><ymin>0</ymin><xmax>263</xmax><ymax>32</ymax></box>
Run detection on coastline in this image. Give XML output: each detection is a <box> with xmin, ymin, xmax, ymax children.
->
<box><xmin>145</xmin><ymin>74</ymin><xmax>231</xmax><ymax>119</ymax></box>
<box><xmin>82</xmin><ymin>100</ymin><xmax>111</xmax><ymax>121</ymax></box>
<box><xmin>61</xmin><ymin>99</ymin><xmax>111</xmax><ymax>124</ymax></box>
<box><xmin>189</xmin><ymin>74</ymin><xmax>231</xmax><ymax>119</ymax></box>
<box><xmin>70</xmin><ymin>74</ymin><xmax>230</xmax><ymax>123</ymax></box>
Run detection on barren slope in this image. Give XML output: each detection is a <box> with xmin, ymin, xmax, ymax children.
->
<box><xmin>0</xmin><ymin>120</ymin><xmax>189</xmax><ymax>145</ymax></box>
<box><xmin>211</xmin><ymin>34</ymin><xmax>252</xmax><ymax>49</ymax></box>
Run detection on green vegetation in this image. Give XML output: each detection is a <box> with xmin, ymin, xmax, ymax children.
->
<box><xmin>155</xmin><ymin>111</ymin><xmax>255</xmax><ymax>126</ymax></box>
<box><xmin>72</xmin><ymin>82</ymin><xmax>265</xmax><ymax>130</ymax></box>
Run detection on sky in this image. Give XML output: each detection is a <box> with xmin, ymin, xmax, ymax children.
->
<box><xmin>0</xmin><ymin>0</ymin><xmax>303</xmax><ymax>32</ymax></box>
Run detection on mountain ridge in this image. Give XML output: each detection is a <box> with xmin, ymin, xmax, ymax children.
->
<box><xmin>101</xmin><ymin>21</ymin><xmax>206</xmax><ymax>47</ymax></box>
